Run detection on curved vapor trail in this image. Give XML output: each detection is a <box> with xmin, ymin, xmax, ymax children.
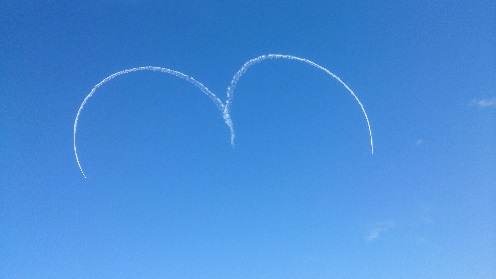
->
<box><xmin>73</xmin><ymin>66</ymin><xmax>233</xmax><ymax>179</ymax></box>
<box><xmin>75</xmin><ymin>55</ymin><xmax>373</xmax><ymax>178</ymax></box>
<box><xmin>225</xmin><ymin>54</ymin><xmax>374</xmax><ymax>154</ymax></box>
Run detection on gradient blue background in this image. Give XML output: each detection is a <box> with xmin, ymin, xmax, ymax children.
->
<box><xmin>1</xmin><ymin>1</ymin><xmax>495</xmax><ymax>278</ymax></box>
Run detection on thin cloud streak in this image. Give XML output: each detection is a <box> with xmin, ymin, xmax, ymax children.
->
<box><xmin>365</xmin><ymin>221</ymin><xmax>395</xmax><ymax>242</ymax></box>
<box><xmin>471</xmin><ymin>97</ymin><xmax>496</xmax><ymax>108</ymax></box>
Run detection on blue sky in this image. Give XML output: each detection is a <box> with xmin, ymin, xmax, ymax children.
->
<box><xmin>1</xmin><ymin>1</ymin><xmax>495</xmax><ymax>278</ymax></box>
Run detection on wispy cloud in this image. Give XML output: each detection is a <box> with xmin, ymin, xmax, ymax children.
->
<box><xmin>365</xmin><ymin>221</ymin><xmax>395</xmax><ymax>242</ymax></box>
<box><xmin>418</xmin><ymin>216</ymin><xmax>434</xmax><ymax>225</ymax></box>
<box><xmin>471</xmin><ymin>97</ymin><xmax>496</xmax><ymax>108</ymax></box>
<box><xmin>364</xmin><ymin>215</ymin><xmax>434</xmax><ymax>243</ymax></box>
<box><xmin>415</xmin><ymin>139</ymin><xmax>424</xmax><ymax>145</ymax></box>
<box><xmin>415</xmin><ymin>236</ymin><xmax>428</xmax><ymax>244</ymax></box>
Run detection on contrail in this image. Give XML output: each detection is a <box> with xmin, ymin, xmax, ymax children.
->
<box><xmin>225</xmin><ymin>54</ymin><xmax>374</xmax><ymax>154</ymax></box>
<box><xmin>75</xmin><ymin>56</ymin><xmax>373</xmax><ymax>178</ymax></box>
<box><xmin>73</xmin><ymin>66</ymin><xmax>233</xmax><ymax>179</ymax></box>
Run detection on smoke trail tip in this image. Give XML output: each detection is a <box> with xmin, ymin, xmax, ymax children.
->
<box><xmin>81</xmin><ymin>169</ymin><xmax>88</xmax><ymax>179</ymax></box>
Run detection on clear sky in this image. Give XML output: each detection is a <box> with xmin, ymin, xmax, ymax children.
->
<box><xmin>1</xmin><ymin>1</ymin><xmax>495</xmax><ymax>278</ymax></box>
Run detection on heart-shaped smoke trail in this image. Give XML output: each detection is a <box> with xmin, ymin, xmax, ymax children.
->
<box><xmin>74</xmin><ymin>55</ymin><xmax>374</xmax><ymax>178</ymax></box>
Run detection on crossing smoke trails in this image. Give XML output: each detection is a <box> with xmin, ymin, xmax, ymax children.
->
<box><xmin>74</xmin><ymin>55</ymin><xmax>373</xmax><ymax>178</ymax></box>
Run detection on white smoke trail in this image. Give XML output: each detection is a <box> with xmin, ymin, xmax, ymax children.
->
<box><xmin>75</xmin><ymin>56</ymin><xmax>373</xmax><ymax>178</ymax></box>
<box><xmin>74</xmin><ymin>66</ymin><xmax>233</xmax><ymax>179</ymax></box>
<box><xmin>225</xmin><ymin>54</ymin><xmax>374</xmax><ymax>154</ymax></box>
